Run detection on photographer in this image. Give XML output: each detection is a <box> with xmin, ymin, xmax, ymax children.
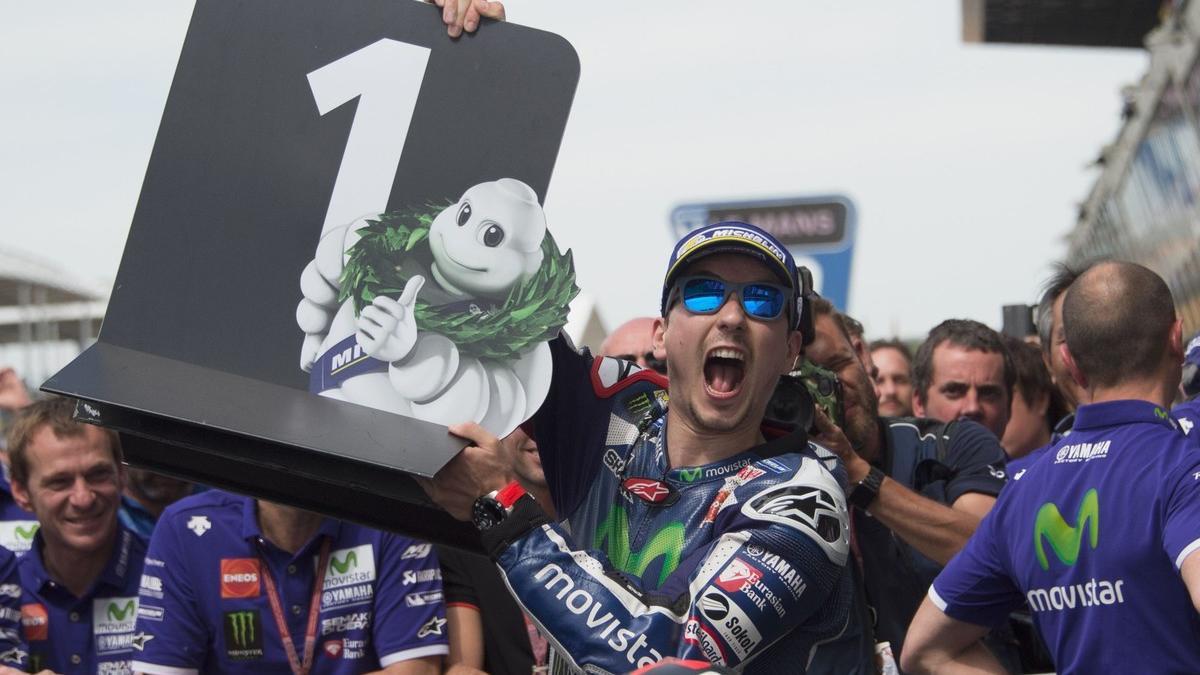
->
<box><xmin>803</xmin><ymin>300</ymin><xmax>1013</xmax><ymax>668</ymax></box>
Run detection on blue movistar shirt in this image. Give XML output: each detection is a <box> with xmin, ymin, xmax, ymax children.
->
<box><xmin>0</xmin><ymin>474</ymin><xmax>39</xmax><ymax>556</ymax></box>
<box><xmin>930</xmin><ymin>400</ymin><xmax>1200</xmax><ymax>673</ymax></box>
<box><xmin>131</xmin><ymin>490</ymin><xmax>448</xmax><ymax>674</ymax></box>
<box><xmin>0</xmin><ymin>546</ymin><xmax>26</xmax><ymax>668</ymax></box>
<box><xmin>483</xmin><ymin>338</ymin><xmax>861</xmax><ymax>674</ymax></box>
<box><xmin>18</xmin><ymin>524</ymin><xmax>147</xmax><ymax>674</ymax></box>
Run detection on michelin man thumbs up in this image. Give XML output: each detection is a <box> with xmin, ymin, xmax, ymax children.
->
<box><xmin>355</xmin><ymin>275</ymin><xmax>426</xmax><ymax>364</ymax></box>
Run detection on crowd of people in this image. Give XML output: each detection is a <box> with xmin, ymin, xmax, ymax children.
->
<box><xmin>0</xmin><ymin>216</ymin><xmax>1197</xmax><ymax>674</ymax></box>
<box><xmin>3</xmin><ymin>2</ymin><xmax>1199</xmax><ymax>674</ymax></box>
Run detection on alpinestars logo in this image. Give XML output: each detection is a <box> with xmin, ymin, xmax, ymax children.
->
<box><xmin>747</xmin><ymin>487</ymin><xmax>843</xmax><ymax>544</ymax></box>
<box><xmin>1035</xmin><ymin>489</ymin><xmax>1099</xmax><ymax>570</ymax></box>
<box><xmin>622</xmin><ymin>478</ymin><xmax>674</xmax><ymax>504</ymax></box>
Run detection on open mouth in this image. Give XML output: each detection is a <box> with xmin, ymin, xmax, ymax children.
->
<box><xmin>704</xmin><ymin>347</ymin><xmax>745</xmax><ymax>399</ymax></box>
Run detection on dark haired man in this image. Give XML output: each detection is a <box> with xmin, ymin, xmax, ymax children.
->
<box><xmin>998</xmin><ymin>336</ymin><xmax>1054</xmax><ymax>461</ymax></box>
<box><xmin>4</xmin><ymin>396</ymin><xmax>145</xmax><ymax>673</ymax></box>
<box><xmin>870</xmin><ymin>339</ymin><xmax>914</xmax><ymax>418</ymax></box>
<box><xmin>1036</xmin><ymin>263</ymin><xmax>1088</xmax><ymax>424</ymax></box>
<box><xmin>804</xmin><ymin>298</ymin><xmax>1012</xmax><ymax>667</ymax></box>
<box><xmin>425</xmin><ymin>222</ymin><xmax>861</xmax><ymax>672</ymax></box>
<box><xmin>912</xmin><ymin>319</ymin><xmax>1014</xmax><ymax>441</ymax></box>
<box><xmin>904</xmin><ymin>261</ymin><xmax>1200</xmax><ymax>673</ymax></box>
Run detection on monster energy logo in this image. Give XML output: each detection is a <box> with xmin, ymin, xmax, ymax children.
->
<box><xmin>224</xmin><ymin>610</ymin><xmax>265</xmax><ymax>659</ymax></box>
<box><xmin>228</xmin><ymin>611</ymin><xmax>255</xmax><ymax>646</ymax></box>
<box><xmin>14</xmin><ymin>524</ymin><xmax>37</xmax><ymax>541</ymax></box>
<box><xmin>107</xmin><ymin>600</ymin><xmax>135</xmax><ymax>622</ymax></box>
<box><xmin>1034</xmin><ymin>489</ymin><xmax>1099</xmax><ymax>571</ymax></box>
<box><xmin>330</xmin><ymin>551</ymin><xmax>357</xmax><ymax>574</ymax></box>
<box><xmin>594</xmin><ymin>505</ymin><xmax>684</xmax><ymax>587</ymax></box>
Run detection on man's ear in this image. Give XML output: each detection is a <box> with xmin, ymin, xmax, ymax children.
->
<box><xmin>1060</xmin><ymin>342</ymin><xmax>1088</xmax><ymax>392</ymax></box>
<box><xmin>651</xmin><ymin>316</ymin><xmax>667</xmax><ymax>357</ymax></box>
<box><xmin>785</xmin><ymin>330</ymin><xmax>802</xmax><ymax>374</ymax></box>
<box><xmin>10</xmin><ymin>478</ymin><xmax>32</xmax><ymax>514</ymax></box>
<box><xmin>1169</xmin><ymin>318</ymin><xmax>1184</xmax><ymax>362</ymax></box>
<box><xmin>912</xmin><ymin>392</ymin><xmax>926</xmax><ymax>418</ymax></box>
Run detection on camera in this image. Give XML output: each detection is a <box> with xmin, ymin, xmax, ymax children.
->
<box><xmin>766</xmin><ymin>359</ymin><xmax>844</xmax><ymax>434</ymax></box>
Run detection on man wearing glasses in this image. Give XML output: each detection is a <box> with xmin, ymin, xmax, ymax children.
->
<box><xmin>424</xmin><ymin>222</ymin><xmax>864</xmax><ymax>672</ymax></box>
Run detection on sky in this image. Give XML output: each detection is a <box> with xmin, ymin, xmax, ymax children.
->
<box><xmin>0</xmin><ymin>1</ymin><xmax>1148</xmax><ymax>341</ymax></box>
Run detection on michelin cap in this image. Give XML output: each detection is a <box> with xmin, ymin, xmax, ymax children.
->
<box><xmin>660</xmin><ymin>221</ymin><xmax>801</xmax><ymax>328</ymax></box>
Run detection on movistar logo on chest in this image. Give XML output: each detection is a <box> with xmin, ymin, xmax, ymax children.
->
<box><xmin>324</xmin><ymin>544</ymin><xmax>375</xmax><ymax>589</ymax></box>
<box><xmin>1054</xmin><ymin>440</ymin><xmax>1111</xmax><ymax>464</ymax></box>
<box><xmin>679</xmin><ymin>458</ymin><xmax>754</xmax><ymax>483</ymax></box>
<box><xmin>93</xmin><ymin>597</ymin><xmax>138</xmax><ymax>635</ymax></box>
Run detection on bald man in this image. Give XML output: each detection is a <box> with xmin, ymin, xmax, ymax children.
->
<box><xmin>903</xmin><ymin>261</ymin><xmax>1200</xmax><ymax>674</ymax></box>
<box><xmin>598</xmin><ymin>317</ymin><xmax>666</xmax><ymax>374</ymax></box>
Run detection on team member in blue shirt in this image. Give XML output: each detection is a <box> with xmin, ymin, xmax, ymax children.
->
<box><xmin>4</xmin><ymin>396</ymin><xmax>147</xmax><ymax>673</ymax></box>
<box><xmin>131</xmin><ymin>490</ymin><xmax>448</xmax><ymax>674</ymax></box>
<box><xmin>902</xmin><ymin>261</ymin><xmax>1200</xmax><ymax>674</ymax></box>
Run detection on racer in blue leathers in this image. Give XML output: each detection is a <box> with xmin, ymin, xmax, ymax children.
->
<box><xmin>425</xmin><ymin>223</ymin><xmax>862</xmax><ymax>673</ymax></box>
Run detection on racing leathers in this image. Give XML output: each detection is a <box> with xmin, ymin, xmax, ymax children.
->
<box><xmin>479</xmin><ymin>337</ymin><xmax>856</xmax><ymax>673</ymax></box>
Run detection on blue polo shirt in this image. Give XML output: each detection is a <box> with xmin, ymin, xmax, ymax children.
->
<box><xmin>18</xmin><ymin>524</ymin><xmax>147</xmax><ymax>674</ymax></box>
<box><xmin>0</xmin><ymin>546</ymin><xmax>27</xmax><ymax>668</ymax></box>
<box><xmin>0</xmin><ymin>474</ymin><xmax>39</xmax><ymax>556</ymax></box>
<box><xmin>930</xmin><ymin>400</ymin><xmax>1200</xmax><ymax>673</ymax></box>
<box><xmin>131</xmin><ymin>491</ymin><xmax>448</xmax><ymax>673</ymax></box>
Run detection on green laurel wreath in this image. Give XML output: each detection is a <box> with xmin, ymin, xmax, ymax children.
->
<box><xmin>338</xmin><ymin>205</ymin><xmax>578</xmax><ymax>361</ymax></box>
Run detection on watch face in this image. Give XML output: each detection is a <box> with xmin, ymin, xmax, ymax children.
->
<box><xmin>472</xmin><ymin>497</ymin><xmax>505</xmax><ymax>530</ymax></box>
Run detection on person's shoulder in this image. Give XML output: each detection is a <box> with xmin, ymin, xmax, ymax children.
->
<box><xmin>728</xmin><ymin>449</ymin><xmax>848</xmax><ymax>564</ymax></box>
<box><xmin>157</xmin><ymin>489</ymin><xmax>245</xmax><ymax>531</ymax></box>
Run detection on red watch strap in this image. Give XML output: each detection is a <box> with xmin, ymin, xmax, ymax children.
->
<box><xmin>495</xmin><ymin>480</ymin><xmax>527</xmax><ymax>509</ymax></box>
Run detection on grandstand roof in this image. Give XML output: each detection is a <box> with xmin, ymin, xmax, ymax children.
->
<box><xmin>0</xmin><ymin>247</ymin><xmax>108</xmax><ymax>306</ymax></box>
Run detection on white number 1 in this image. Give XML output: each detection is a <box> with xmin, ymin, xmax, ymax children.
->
<box><xmin>308</xmin><ymin>39</ymin><xmax>432</xmax><ymax>237</ymax></box>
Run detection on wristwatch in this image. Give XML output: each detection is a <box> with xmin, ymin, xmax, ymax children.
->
<box><xmin>848</xmin><ymin>466</ymin><xmax>885</xmax><ymax>511</ymax></box>
<box><xmin>472</xmin><ymin>480</ymin><xmax>528</xmax><ymax>531</ymax></box>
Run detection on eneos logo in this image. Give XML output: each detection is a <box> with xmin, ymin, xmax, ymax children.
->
<box><xmin>1034</xmin><ymin>488</ymin><xmax>1099</xmax><ymax>571</ymax></box>
<box><xmin>220</xmin><ymin>558</ymin><xmax>261</xmax><ymax>599</ymax></box>
<box><xmin>20</xmin><ymin>603</ymin><xmax>47</xmax><ymax>641</ymax></box>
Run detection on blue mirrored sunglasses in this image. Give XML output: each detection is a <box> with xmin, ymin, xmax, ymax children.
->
<box><xmin>670</xmin><ymin>276</ymin><xmax>788</xmax><ymax>321</ymax></box>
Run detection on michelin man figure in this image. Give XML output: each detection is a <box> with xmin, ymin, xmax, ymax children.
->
<box><xmin>295</xmin><ymin>178</ymin><xmax>556</xmax><ymax>437</ymax></box>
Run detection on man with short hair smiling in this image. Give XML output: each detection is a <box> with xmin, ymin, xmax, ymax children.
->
<box><xmin>912</xmin><ymin>319</ymin><xmax>1015</xmax><ymax>440</ymax></box>
<box><xmin>902</xmin><ymin>261</ymin><xmax>1200</xmax><ymax>673</ymax></box>
<box><xmin>424</xmin><ymin>222</ymin><xmax>861</xmax><ymax>672</ymax></box>
<box><xmin>4</xmin><ymin>396</ymin><xmax>146</xmax><ymax>674</ymax></box>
